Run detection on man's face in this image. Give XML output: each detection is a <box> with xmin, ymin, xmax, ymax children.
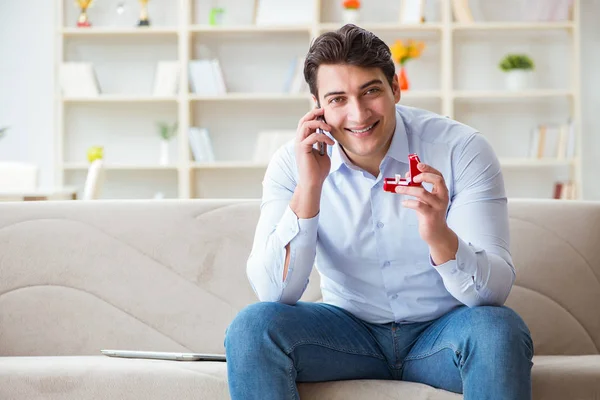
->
<box><xmin>315</xmin><ymin>64</ymin><xmax>401</xmax><ymax>168</ymax></box>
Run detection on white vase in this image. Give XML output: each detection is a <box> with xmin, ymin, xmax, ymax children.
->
<box><xmin>505</xmin><ymin>70</ymin><xmax>531</xmax><ymax>91</ymax></box>
<box><xmin>159</xmin><ymin>140</ymin><xmax>170</xmax><ymax>165</ymax></box>
<box><xmin>342</xmin><ymin>9</ymin><xmax>360</xmax><ymax>24</ymax></box>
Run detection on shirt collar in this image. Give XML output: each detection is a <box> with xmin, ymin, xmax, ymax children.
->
<box><xmin>329</xmin><ymin>107</ymin><xmax>410</xmax><ymax>173</ymax></box>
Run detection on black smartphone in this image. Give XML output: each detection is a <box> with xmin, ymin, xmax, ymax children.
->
<box><xmin>315</xmin><ymin>101</ymin><xmax>326</xmax><ymax>156</ymax></box>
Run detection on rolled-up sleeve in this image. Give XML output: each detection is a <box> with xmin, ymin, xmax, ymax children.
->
<box><xmin>246</xmin><ymin>144</ymin><xmax>319</xmax><ymax>304</ymax></box>
<box><xmin>433</xmin><ymin>133</ymin><xmax>516</xmax><ymax>307</ymax></box>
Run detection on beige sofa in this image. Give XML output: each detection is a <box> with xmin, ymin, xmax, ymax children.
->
<box><xmin>0</xmin><ymin>199</ymin><xmax>599</xmax><ymax>400</ymax></box>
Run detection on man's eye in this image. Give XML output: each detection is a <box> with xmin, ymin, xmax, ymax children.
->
<box><xmin>366</xmin><ymin>88</ymin><xmax>381</xmax><ymax>94</ymax></box>
<box><xmin>330</xmin><ymin>97</ymin><xmax>344</xmax><ymax>103</ymax></box>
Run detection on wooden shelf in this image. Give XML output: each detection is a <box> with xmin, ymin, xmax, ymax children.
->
<box><xmin>190</xmin><ymin>25</ymin><xmax>311</xmax><ymax>34</ymax></box>
<box><xmin>62</xmin><ymin>95</ymin><xmax>179</xmax><ymax>103</ymax></box>
<box><xmin>453</xmin><ymin>90</ymin><xmax>573</xmax><ymax>100</ymax></box>
<box><xmin>499</xmin><ymin>158</ymin><xmax>575</xmax><ymax>168</ymax></box>
<box><xmin>452</xmin><ymin>22</ymin><xmax>574</xmax><ymax>31</ymax></box>
<box><xmin>61</xmin><ymin>27</ymin><xmax>179</xmax><ymax>36</ymax></box>
<box><xmin>190</xmin><ymin>93</ymin><xmax>310</xmax><ymax>101</ymax></box>
<box><xmin>63</xmin><ymin>163</ymin><xmax>178</xmax><ymax>171</ymax></box>
<box><xmin>318</xmin><ymin>22</ymin><xmax>443</xmax><ymax>32</ymax></box>
<box><xmin>54</xmin><ymin>0</ymin><xmax>583</xmax><ymax>200</ymax></box>
<box><xmin>191</xmin><ymin>162</ymin><xmax>268</xmax><ymax>169</ymax></box>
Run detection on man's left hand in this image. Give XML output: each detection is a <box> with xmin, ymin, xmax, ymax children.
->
<box><xmin>394</xmin><ymin>163</ymin><xmax>455</xmax><ymax>250</ymax></box>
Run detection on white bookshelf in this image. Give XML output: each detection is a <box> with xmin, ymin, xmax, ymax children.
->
<box><xmin>55</xmin><ymin>0</ymin><xmax>582</xmax><ymax>200</ymax></box>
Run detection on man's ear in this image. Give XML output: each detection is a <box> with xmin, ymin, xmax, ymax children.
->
<box><xmin>391</xmin><ymin>74</ymin><xmax>401</xmax><ymax>103</ymax></box>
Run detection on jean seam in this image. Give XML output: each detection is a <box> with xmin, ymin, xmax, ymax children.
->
<box><xmin>288</xmin><ymin>362</ymin><xmax>298</xmax><ymax>400</ymax></box>
<box><xmin>403</xmin><ymin>343</ymin><xmax>459</xmax><ymax>363</ymax></box>
<box><xmin>285</xmin><ymin>340</ymin><xmax>385</xmax><ymax>360</ymax></box>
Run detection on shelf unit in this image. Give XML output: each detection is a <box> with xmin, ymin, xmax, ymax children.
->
<box><xmin>54</xmin><ymin>0</ymin><xmax>582</xmax><ymax>200</ymax></box>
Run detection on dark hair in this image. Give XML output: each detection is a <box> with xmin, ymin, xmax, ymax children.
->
<box><xmin>304</xmin><ymin>24</ymin><xmax>396</xmax><ymax>99</ymax></box>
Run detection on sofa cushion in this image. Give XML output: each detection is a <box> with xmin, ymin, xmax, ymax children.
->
<box><xmin>532</xmin><ymin>355</ymin><xmax>600</xmax><ymax>399</ymax></box>
<box><xmin>1</xmin><ymin>355</ymin><xmax>598</xmax><ymax>400</ymax></box>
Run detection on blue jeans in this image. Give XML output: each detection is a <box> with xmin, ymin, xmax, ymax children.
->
<box><xmin>224</xmin><ymin>302</ymin><xmax>533</xmax><ymax>400</ymax></box>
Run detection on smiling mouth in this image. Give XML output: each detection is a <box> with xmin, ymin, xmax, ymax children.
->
<box><xmin>345</xmin><ymin>121</ymin><xmax>380</xmax><ymax>136</ymax></box>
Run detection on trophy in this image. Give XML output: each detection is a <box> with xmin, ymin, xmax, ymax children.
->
<box><xmin>75</xmin><ymin>0</ymin><xmax>94</xmax><ymax>27</ymax></box>
<box><xmin>137</xmin><ymin>0</ymin><xmax>151</xmax><ymax>26</ymax></box>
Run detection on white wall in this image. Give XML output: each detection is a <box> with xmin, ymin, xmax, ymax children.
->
<box><xmin>0</xmin><ymin>0</ymin><xmax>55</xmax><ymax>189</ymax></box>
<box><xmin>1</xmin><ymin>0</ymin><xmax>599</xmax><ymax>198</ymax></box>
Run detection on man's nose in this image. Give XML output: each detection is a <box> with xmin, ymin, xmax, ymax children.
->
<box><xmin>347</xmin><ymin>99</ymin><xmax>372</xmax><ymax>124</ymax></box>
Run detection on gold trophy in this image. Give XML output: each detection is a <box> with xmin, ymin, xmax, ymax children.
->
<box><xmin>75</xmin><ymin>0</ymin><xmax>94</xmax><ymax>27</ymax></box>
<box><xmin>138</xmin><ymin>0</ymin><xmax>151</xmax><ymax>26</ymax></box>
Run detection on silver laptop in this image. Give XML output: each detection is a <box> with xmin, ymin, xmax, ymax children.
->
<box><xmin>101</xmin><ymin>349</ymin><xmax>226</xmax><ymax>362</ymax></box>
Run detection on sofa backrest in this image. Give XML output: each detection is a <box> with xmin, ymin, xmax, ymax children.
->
<box><xmin>0</xmin><ymin>199</ymin><xmax>598</xmax><ymax>357</ymax></box>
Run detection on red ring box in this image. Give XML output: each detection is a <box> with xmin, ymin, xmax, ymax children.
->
<box><xmin>383</xmin><ymin>153</ymin><xmax>422</xmax><ymax>193</ymax></box>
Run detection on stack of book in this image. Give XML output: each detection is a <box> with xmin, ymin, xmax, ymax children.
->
<box><xmin>528</xmin><ymin>119</ymin><xmax>575</xmax><ymax>160</ymax></box>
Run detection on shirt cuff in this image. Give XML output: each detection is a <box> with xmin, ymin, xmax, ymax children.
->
<box><xmin>275</xmin><ymin>205</ymin><xmax>319</xmax><ymax>247</ymax></box>
<box><xmin>432</xmin><ymin>236</ymin><xmax>481</xmax><ymax>280</ymax></box>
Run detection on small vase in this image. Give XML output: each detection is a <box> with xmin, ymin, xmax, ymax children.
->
<box><xmin>398</xmin><ymin>65</ymin><xmax>410</xmax><ymax>91</ymax></box>
<box><xmin>505</xmin><ymin>70</ymin><xmax>530</xmax><ymax>91</ymax></box>
<box><xmin>342</xmin><ymin>9</ymin><xmax>360</xmax><ymax>24</ymax></box>
<box><xmin>159</xmin><ymin>140</ymin><xmax>169</xmax><ymax>165</ymax></box>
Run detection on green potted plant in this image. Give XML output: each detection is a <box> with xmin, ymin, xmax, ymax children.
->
<box><xmin>157</xmin><ymin>121</ymin><xmax>178</xmax><ymax>165</ymax></box>
<box><xmin>499</xmin><ymin>54</ymin><xmax>535</xmax><ymax>91</ymax></box>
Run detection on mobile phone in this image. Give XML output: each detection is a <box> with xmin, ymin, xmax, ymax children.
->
<box><xmin>315</xmin><ymin>101</ymin><xmax>326</xmax><ymax>156</ymax></box>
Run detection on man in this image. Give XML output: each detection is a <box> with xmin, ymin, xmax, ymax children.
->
<box><xmin>225</xmin><ymin>24</ymin><xmax>533</xmax><ymax>400</ymax></box>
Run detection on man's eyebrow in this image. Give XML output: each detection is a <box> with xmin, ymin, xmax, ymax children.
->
<box><xmin>359</xmin><ymin>79</ymin><xmax>383</xmax><ymax>89</ymax></box>
<box><xmin>323</xmin><ymin>79</ymin><xmax>384</xmax><ymax>99</ymax></box>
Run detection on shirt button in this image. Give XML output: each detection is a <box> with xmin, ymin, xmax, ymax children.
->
<box><xmin>383</xmin><ymin>261</ymin><xmax>390</xmax><ymax>268</ymax></box>
<box><xmin>391</xmin><ymin>294</ymin><xmax>398</xmax><ymax>300</ymax></box>
<box><xmin>376</xmin><ymin>221</ymin><xmax>384</xmax><ymax>229</ymax></box>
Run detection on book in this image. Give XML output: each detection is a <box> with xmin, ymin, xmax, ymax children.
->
<box><xmin>60</xmin><ymin>62</ymin><xmax>100</xmax><ymax>97</ymax></box>
<box><xmin>451</xmin><ymin>0</ymin><xmax>474</xmax><ymax>23</ymax></box>
<box><xmin>189</xmin><ymin>60</ymin><xmax>226</xmax><ymax>96</ymax></box>
<box><xmin>529</xmin><ymin>121</ymin><xmax>575</xmax><ymax>159</ymax></box>
<box><xmin>189</xmin><ymin>127</ymin><xmax>215</xmax><ymax>162</ymax></box>
<box><xmin>288</xmin><ymin>57</ymin><xmax>308</xmax><ymax>94</ymax></box>
<box><xmin>153</xmin><ymin>61</ymin><xmax>180</xmax><ymax>96</ymax></box>
<box><xmin>254</xmin><ymin>0</ymin><xmax>316</xmax><ymax>26</ymax></box>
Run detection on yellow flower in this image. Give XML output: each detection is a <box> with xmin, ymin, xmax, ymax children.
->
<box><xmin>390</xmin><ymin>40</ymin><xmax>408</xmax><ymax>64</ymax></box>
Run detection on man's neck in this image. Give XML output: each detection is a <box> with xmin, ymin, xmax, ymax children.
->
<box><xmin>340</xmin><ymin>134</ymin><xmax>393</xmax><ymax>178</ymax></box>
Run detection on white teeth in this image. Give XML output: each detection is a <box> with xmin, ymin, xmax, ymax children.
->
<box><xmin>349</xmin><ymin>124</ymin><xmax>374</xmax><ymax>133</ymax></box>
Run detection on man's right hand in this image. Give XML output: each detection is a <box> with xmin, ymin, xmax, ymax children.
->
<box><xmin>295</xmin><ymin>107</ymin><xmax>335</xmax><ymax>189</ymax></box>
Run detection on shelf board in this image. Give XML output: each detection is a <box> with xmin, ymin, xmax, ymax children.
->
<box><xmin>61</xmin><ymin>27</ymin><xmax>179</xmax><ymax>36</ymax></box>
<box><xmin>192</xmin><ymin>162</ymin><xmax>268</xmax><ymax>169</ymax></box>
<box><xmin>401</xmin><ymin>90</ymin><xmax>443</xmax><ymax>99</ymax></box>
<box><xmin>190</xmin><ymin>93</ymin><xmax>310</xmax><ymax>101</ymax></box>
<box><xmin>453</xmin><ymin>90</ymin><xmax>573</xmax><ymax>100</ymax></box>
<box><xmin>318</xmin><ymin>22</ymin><xmax>443</xmax><ymax>32</ymax></box>
<box><xmin>452</xmin><ymin>22</ymin><xmax>574</xmax><ymax>31</ymax></box>
<box><xmin>190</xmin><ymin>24</ymin><xmax>311</xmax><ymax>33</ymax></box>
<box><xmin>62</xmin><ymin>95</ymin><xmax>179</xmax><ymax>103</ymax></box>
<box><xmin>499</xmin><ymin>158</ymin><xmax>575</xmax><ymax>167</ymax></box>
<box><xmin>63</xmin><ymin>163</ymin><xmax>178</xmax><ymax>171</ymax></box>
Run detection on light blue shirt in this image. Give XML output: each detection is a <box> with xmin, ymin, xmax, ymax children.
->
<box><xmin>247</xmin><ymin>105</ymin><xmax>515</xmax><ymax>324</ymax></box>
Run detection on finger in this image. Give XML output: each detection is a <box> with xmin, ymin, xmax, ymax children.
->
<box><xmin>401</xmin><ymin>199</ymin><xmax>433</xmax><ymax>213</ymax></box>
<box><xmin>417</xmin><ymin>163</ymin><xmax>442</xmax><ymax>176</ymax></box>
<box><xmin>298</xmin><ymin>107</ymin><xmax>325</xmax><ymax>127</ymax></box>
<box><xmin>395</xmin><ymin>185</ymin><xmax>443</xmax><ymax>209</ymax></box>
<box><xmin>413</xmin><ymin>172</ymin><xmax>444</xmax><ymax>186</ymax></box>
<box><xmin>298</xmin><ymin>120</ymin><xmax>332</xmax><ymax>141</ymax></box>
<box><xmin>300</xmin><ymin>132</ymin><xmax>335</xmax><ymax>149</ymax></box>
